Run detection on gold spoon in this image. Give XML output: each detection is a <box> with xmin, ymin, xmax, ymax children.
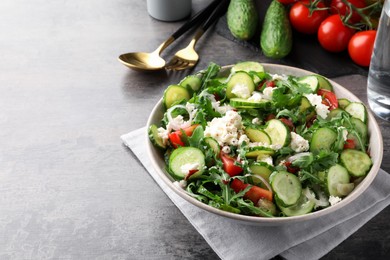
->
<box><xmin>118</xmin><ymin>0</ymin><xmax>220</xmax><ymax>71</ymax></box>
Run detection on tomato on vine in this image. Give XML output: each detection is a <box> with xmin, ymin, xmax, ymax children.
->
<box><xmin>348</xmin><ymin>30</ymin><xmax>377</xmax><ymax>66</ymax></box>
<box><xmin>318</xmin><ymin>14</ymin><xmax>355</xmax><ymax>52</ymax></box>
<box><xmin>289</xmin><ymin>0</ymin><xmax>329</xmax><ymax>34</ymax></box>
<box><xmin>330</xmin><ymin>0</ymin><xmax>366</xmax><ymax>23</ymax></box>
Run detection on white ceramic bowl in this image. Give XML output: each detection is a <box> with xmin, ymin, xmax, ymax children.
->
<box><xmin>146</xmin><ymin>63</ymin><xmax>383</xmax><ymax>225</ymax></box>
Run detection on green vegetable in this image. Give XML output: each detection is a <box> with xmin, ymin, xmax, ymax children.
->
<box><xmin>227</xmin><ymin>0</ymin><xmax>258</xmax><ymax>40</ymax></box>
<box><xmin>260</xmin><ymin>0</ymin><xmax>292</xmax><ymax>59</ymax></box>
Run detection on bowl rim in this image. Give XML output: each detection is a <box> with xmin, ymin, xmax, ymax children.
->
<box><xmin>146</xmin><ymin>63</ymin><xmax>383</xmax><ymax>225</ymax></box>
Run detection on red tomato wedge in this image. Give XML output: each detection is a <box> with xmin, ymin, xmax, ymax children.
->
<box><xmin>344</xmin><ymin>139</ymin><xmax>356</xmax><ymax>149</ymax></box>
<box><xmin>168</xmin><ymin>124</ymin><xmax>199</xmax><ymax>148</ymax></box>
<box><xmin>221</xmin><ymin>152</ymin><xmax>243</xmax><ymax>177</ymax></box>
<box><xmin>231</xmin><ymin>179</ymin><xmax>273</xmax><ymax>203</ymax></box>
<box><xmin>317</xmin><ymin>89</ymin><xmax>338</xmax><ymax>110</ymax></box>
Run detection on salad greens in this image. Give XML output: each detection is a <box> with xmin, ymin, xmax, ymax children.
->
<box><xmin>149</xmin><ymin>61</ymin><xmax>372</xmax><ymax>217</ymax></box>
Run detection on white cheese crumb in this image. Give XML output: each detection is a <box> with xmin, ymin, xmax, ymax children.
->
<box><xmin>247</xmin><ymin>91</ymin><xmax>263</xmax><ymax>102</ymax></box>
<box><xmin>257</xmin><ymin>155</ymin><xmax>273</xmax><ymax>166</ymax></box>
<box><xmin>157</xmin><ymin>127</ymin><xmax>169</xmax><ymax>146</ymax></box>
<box><xmin>262</xmin><ymin>87</ymin><xmax>274</xmax><ymax>100</ymax></box>
<box><xmin>222</xmin><ymin>146</ymin><xmax>231</xmax><ymax>154</ymax></box>
<box><xmin>329</xmin><ymin>195</ymin><xmax>342</xmax><ymax>206</ymax></box>
<box><xmin>304</xmin><ymin>93</ymin><xmax>330</xmax><ymax>119</ymax></box>
<box><xmin>290</xmin><ymin>132</ymin><xmax>310</xmax><ymax>153</ymax></box>
<box><xmin>231</xmin><ymin>83</ymin><xmax>251</xmax><ymax>99</ymax></box>
<box><xmin>252</xmin><ymin>117</ymin><xmax>260</xmax><ymax>125</ymax></box>
<box><xmin>180</xmin><ymin>162</ymin><xmax>200</xmax><ymax>175</ymax></box>
<box><xmin>204</xmin><ymin>110</ymin><xmax>246</xmax><ymax>146</ymax></box>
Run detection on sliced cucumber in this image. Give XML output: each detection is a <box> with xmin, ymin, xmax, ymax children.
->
<box><xmin>249</xmin><ymin>162</ymin><xmax>273</xmax><ymax>187</ymax></box>
<box><xmin>297</xmin><ymin>75</ymin><xmax>319</xmax><ymax>93</ymax></box>
<box><xmin>229</xmin><ymin>98</ymin><xmax>271</xmax><ymax>109</ymax></box>
<box><xmin>245</xmin><ymin>146</ymin><xmax>275</xmax><ymax>158</ymax></box>
<box><xmin>340</xmin><ymin>149</ymin><xmax>372</xmax><ymax>177</ymax></box>
<box><xmin>310</xmin><ymin>127</ymin><xmax>337</xmax><ymax>152</ymax></box>
<box><xmin>270</xmin><ymin>171</ymin><xmax>302</xmax><ymax>207</ymax></box>
<box><xmin>264</xmin><ymin>119</ymin><xmax>291</xmax><ymax>147</ymax></box>
<box><xmin>327</xmin><ymin>164</ymin><xmax>350</xmax><ymax>197</ymax></box>
<box><xmin>226</xmin><ymin>71</ymin><xmax>255</xmax><ymax>99</ymax></box>
<box><xmin>231</xmin><ymin>61</ymin><xmax>264</xmax><ymax>84</ymax></box>
<box><xmin>180</xmin><ymin>75</ymin><xmax>202</xmax><ymax>93</ymax></box>
<box><xmin>148</xmin><ymin>124</ymin><xmax>166</xmax><ymax>149</ymax></box>
<box><xmin>245</xmin><ymin>127</ymin><xmax>272</xmax><ymax>145</ymax></box>
<box><xmin>231</xmin><ymin>61</ymin><xmax>264</xmax><ymax>74</ymax></box>
<box><xmin>278</xmin><ymin>190</ymin><xmax>315</xmax><ymax>217</ymax></box>
<box><xmin>169</xmin><ymin>147</ymin><xmax>205</xmax><ymax>180</ymax></box>
<box><xmin>327</xmin><ymin>108</ymin><xmax>344</xmax><ymax>120</ymax></box>
<box><xmin>338</xmin><ymin>98</ymin><xmax>351</xmax><ymax>110</ymax></box>
<box><xmin>345</xmin><ymin>117</ymin><xmax>368</xmax><ymax>150</ymax></box>
<box><xmin>299</xmin><ymin>96</ymin><xmax>312</xmax><ymax>112</ymax></box>
<box><xmin>204</xmin><ymin>137</ymin><xmax>220</xmax><ymax>155</ymax></box>
<box><xmin>163</xmin><ymin>85</ymin><xmax>191</xmax><ymax>109</ymax></box>
<box><xmin>315</xmin><ymin>75</ymin><xmax>333</xmax><ymax>91</ymax></box>
<box><xmin>345</xmin><ymin>102</ymin><xmax>368</xmax><ymax>124</ymax></box>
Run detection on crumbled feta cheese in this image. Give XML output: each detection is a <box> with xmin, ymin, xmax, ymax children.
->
<box><xmin>271</xmin><ymin>73</ymin><xmax>287</xmax><ymax>81</ymax></box>
<box><xmin>304</xmin><ymin>93</ymin><xmax>330</xmax><ymax>119</ymax></box>
<box><xmin>231</xmin><ymin>83</ymin><xmax>251</xmax><ymax>99</ymax></box>
<box><xmin>338</xmin><ymin>126</ymin><xmax>349</xmax><ymax>141</ymax></box>
<box><xmin>180</xmin><ymin>162</ymin><xmax>200</xmax><ymax>175</ymax></box>
<box><xmin>262</xmin><ymin>87</ymin><xmax>274</xmax><ymax>100</ymax></box>
<box><xmin>204</xmin><ymin>110</ymin><xmax>245</xmax><ymax>146</ymax></box>
<box><xmin>157</xmin><ymin>127</ymin><xmax>169</xmax><ymax>146</ymax></box>
<box><xmin>238</xmin><ymin>134</ymin><xmax>250</xmax><ymax>146</ymax></box>
<box><xmin>257</xmin><ymin>155</ymin><xmax>273</xmax><ymax>166</ymax></box>
<box><xmin>204</xmin><ymin>92</ymin><xmax>234</xmax><ymax>114</ymax></box>
<box><xmin>252</xmin><ymin>117</ymin><xmax>260</xmax><ymax>125</ymax></box>
<box><xmin>247</xmin><ymin>91</ymin><xmax>263</xmax><ymax>102</ymax></box>
<box><xmin>222</xmin><ymin>146</ymin><xmax>231</xmax><ymax>154</ymax></box>
<box><xmin>303</xmin><ymin>188</ymin><xmax>329</xmax><ymax>209</ymax></box>
<box><xmin>290</xmin><ymin>132</ymin><xmax>310</xmax><ymax>153</ymax></box>
<box><xmin>329</xmin><ymin>195</ymin><xmax>342</xmax><ymax>206</ymax></box>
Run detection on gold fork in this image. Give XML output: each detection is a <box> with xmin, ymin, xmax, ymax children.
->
<box><xmin>165</xmin><ymin>0</ymin><xmax>229</xmax><ymax>71</ymax></box>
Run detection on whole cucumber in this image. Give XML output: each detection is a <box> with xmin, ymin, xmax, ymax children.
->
<box><xmin>227</xmin><ymin>0</ymin><xmax>258</xmax><ymax>41</ymax></box>
<box><xmin>260</xmin><ymin>0</ymin><xmax>293</xmax><ymax>59</ymax></box>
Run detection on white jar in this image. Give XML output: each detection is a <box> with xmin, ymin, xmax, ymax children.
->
<box><xmin>147</xmin><ymin>0</ymin><xmax>192</xmax><ymax>22</ymax></box>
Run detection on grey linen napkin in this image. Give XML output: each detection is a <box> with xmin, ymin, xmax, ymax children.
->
<box><xmin>121</xmin><ymin>127</ymin><xmax>390</xmax><ymax>260</ymax></box>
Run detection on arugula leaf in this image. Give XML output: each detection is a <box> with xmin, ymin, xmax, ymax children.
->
<box><xmin>200</xmin><ymin>62</ymin><xmax>221</xmax><ymax>91</ymax></box>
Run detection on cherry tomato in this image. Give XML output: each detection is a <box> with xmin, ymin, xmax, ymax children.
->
<box><xmin>318</xmin><ymin>14</ymin><xmax>355</xmax><ymax>52</ymax></box>
<box><xmin>348</xmin><ymin>30</ymin><xmax>377</xmax><ymax>67</ymax></box>
<box><xmin>330</xmin><ymin>0</ymin><xmax>366</xmax><ymax>23</ymax></box>
<box><xmin>168</xmin><ymin>124</ymin><xmax>199</xmax><ymax>148</ymax></box>
<box><xmin>283</xmin><ymin>161</ymin><xmax>300</xmax><ymax>174</ymax></box>
<box><xmin>317</xmin><ymin>89</ymin><xmax>338</xmax><ymax>110</ymax></box>
<box><xmin>220</xmin><ymin>152</ymin><xmax>243</xmax><ymax>177</ymax></box>
<box><xmin>344</xmin><ymin>139</ymin><xmax>356</xmax><ymax>149</ymax></box>
<box><xmin>289</xmin><ymin>0</ymin><xmax>329</xmax><ymax>34</ymax></box>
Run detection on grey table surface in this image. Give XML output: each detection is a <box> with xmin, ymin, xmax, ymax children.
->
<box><xmin>0</xmin><ymin>0</ymin><xmax>389</xmax><ymax>259</ymax></box>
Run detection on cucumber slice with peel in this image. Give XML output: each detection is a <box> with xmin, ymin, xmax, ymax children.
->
<box><xmin>315</xmin><ymin>74</ymin><xmax>333</xmax><ymax>91</ymax></box>
<box><xmin>338</xmin><ymin>98</ymin><xmax>351</xmax><ymax>109</ymax></box>
<box><xmin>297</xmin><ymin>75</ymin><xmax>319</xmax><ymax>93</ymax></box>
<box><xmin>180</xmin><ymin>75</ymin><xmax>202</xmax><ymax>93</ymax></box>
<box><xmin>148</xmin><ymin>124</ymin><xmax>166</xmax><ymax>149</ymax></box>
<box><xmin>229</xmin><ymin>98</ymin><xmax>271</xmax><ymax>109</ymax></box>
<box><xmin>270</xmin><ymin>171</ymin><xmax>302</xmax><ymax>207</ymax></box>
<box><xmin>226</xmin><ymin>72</ymin><xmax>255</xmax><ymax>99</ymax></box>
<box><xmin>169</xmin><ymin>147</ymin><xmax>205</xmax><ymax>180</ymax></box>
<box><xmin>264</xmin><ymin>119</ymin><xmax>291</xmax><ymax>147</ymax></box>
<box><xmin>231</xmin><ymin>61</ymin><xmax>264</xmax><ymax>84</ymax></box>
<box><xmin>327</xmin><ymin>164</ymin><xmax>351</xmax><ymax>197</ymax></box>
<box><xmin>310</xmin><ymin>127</ymin><xmax>337</xmax><ymax>152</ymax></box>
<box><xmin>163</xmin><ymin>85</ymin><xmax>190</xmax><ymax>109</ymax></box>
<box><xmin>340</xmin><ymin>149</ymin><xmax>372</xmax><ymax>177</ymax></box>
<box><xmin>249</xmin><ymin>161</ymin><xmax>273</xmax><ymax>187</ymax></box>
<box><xmin>245</xmin><ymin>146</ymin><xmax>275</xmax><ymax>158</ymax></box>
<box><xmin>345</xmin><ymin>102</ymin><xmax>368</xmax><ymax>124</ymax></box>
<box><xmin>278</xmin><ymin>190</ymin><xmax>315</xmax><ymax>216</ymax></box>
<box><xmin>245</xmin><ymin>127</ymin><xmax>272</xmax><ymax>145</ymax></box>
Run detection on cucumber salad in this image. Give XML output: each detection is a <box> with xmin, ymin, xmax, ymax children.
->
<box><xmin>148</xmin><ymin>61</ymin><xmax>372</xmax><ymax>217</ymax></box>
